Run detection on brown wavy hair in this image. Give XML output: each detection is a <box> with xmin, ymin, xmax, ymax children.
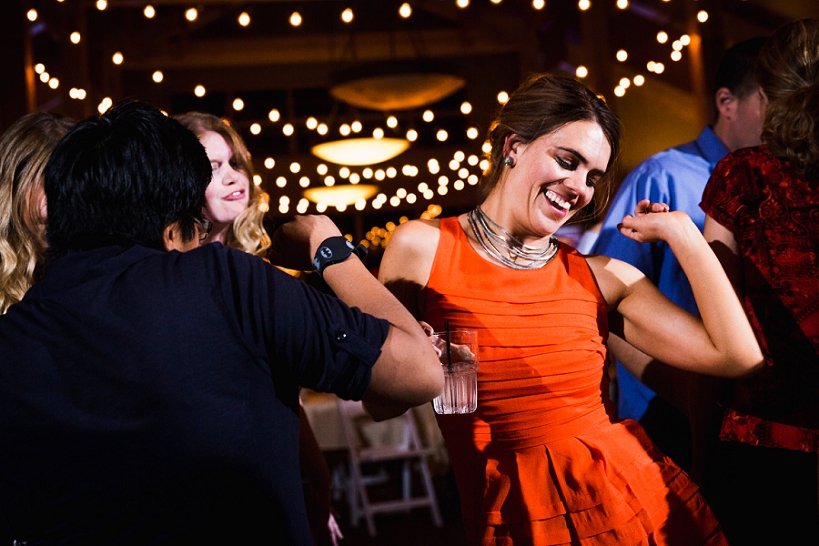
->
<box><xmin>0</xmin><ymin>111</ymin><xmax>74</xmax><ymax>314</ymax></box>
<box><xmin>479</xmin><ymin>73</ymin><xmax>622</xmax><ymax>223</ymax></box>
<box><xmin>756</xmin><ymin>18</ymin><xmax>819</xmax><ymax>180</ymax></box>
<box><xmin>174</xmin><ymin>112</ymin><xmax>270</xmax><ymax>256</ymax></box>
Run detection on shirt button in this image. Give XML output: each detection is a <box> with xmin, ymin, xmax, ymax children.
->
<box><xmin>335</xmin><ymin>332</ymin><xmax>348</xmax><ymax>342</ymax></box>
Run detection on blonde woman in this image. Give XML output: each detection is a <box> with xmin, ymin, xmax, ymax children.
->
<box><xmin>176</xmin><ymin>111</ymin><xmax>344</xmax><ymax>544</ymax></box>
<box><xmin>0</xmin><ymin>111</ymin><xmax>73</xmax><ymax>314</ymax></box>
<box><xmin>175</xmin><ymin>112</ymin><xmax>270</xmax><ymax>256</ymax></box>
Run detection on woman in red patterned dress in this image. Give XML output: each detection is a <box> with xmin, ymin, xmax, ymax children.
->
<box><xmin>379</xmin><ymin>73</ymin><xmax>764</xmax><ymax>545</ymax></box>
<box><xmin>700</xmin><ymin>19</ymin><xmax>819</xmax><ymax>545</ymax></box>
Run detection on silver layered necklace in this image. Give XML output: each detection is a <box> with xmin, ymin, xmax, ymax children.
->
<box><xmin>467</xmin><ymin>207</ymin><xmax>559</xmax><ymax>270</ymax></box>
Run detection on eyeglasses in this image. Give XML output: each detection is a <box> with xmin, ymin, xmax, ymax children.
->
<box><xmin>194</xmin><ymin>217</ymin><xmax>213</xmax><ymax>242</ymax></box>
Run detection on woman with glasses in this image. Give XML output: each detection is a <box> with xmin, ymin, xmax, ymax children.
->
<box><xmin>174</xmin><ymin>112</ymin><xmax>270</xmax><ymax>256</ymax></box>
<box><xmin>0</xmin><ymin>111</ymin><xmax>74</xmax><ymax>315</ymax></box>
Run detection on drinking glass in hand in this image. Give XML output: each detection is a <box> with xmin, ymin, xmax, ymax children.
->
<box><xmin>431</xmin><ymin>330</ymin><xmax>479</xmax><ymax>414</ymax></box>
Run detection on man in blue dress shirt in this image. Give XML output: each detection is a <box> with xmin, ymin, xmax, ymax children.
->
<box><xmin>592</xmin><ymin>38</ymin><xmax>766</xmax><ymax>474</ymax></box>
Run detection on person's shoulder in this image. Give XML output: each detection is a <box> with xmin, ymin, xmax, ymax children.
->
<box><xmin>712</xmin><ymin>145</ymin><xmax>767</xmax><ymax>175</ymax></box>
<box><xmin>390</xmin><ymin>218</ymin><xmax>441</xmax><ymax>248</ymax></box>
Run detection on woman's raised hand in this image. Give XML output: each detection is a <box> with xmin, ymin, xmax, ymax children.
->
<box><xmin>617</xmin><ymin>199</ymin><xmax>690</xmax><ymax>244</ymax></box>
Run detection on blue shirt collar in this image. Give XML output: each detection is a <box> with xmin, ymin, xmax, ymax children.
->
<box><xmin>695</xmin><ymin>126</ymin><xmax>731</xmax><ymax>170</ymax></box>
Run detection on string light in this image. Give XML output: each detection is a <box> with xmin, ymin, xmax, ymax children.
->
<box><xmin>34</xmin><ymin>63</ymin><xmax>45</xmax><ymax>74</ymax></box>
<box><xmin>616</xmin><ymin>0</ymin><xmax>628</xmax><ymax>9</ymax></box>
<box><xmin>619</xmin><ymin>77</ymin><xmax>630</xmax><ymax>88</ymax></box>
<box><xmin>614</xmin><ymin>86</ymin><xmax>625</xmax><ymax>97</ymax></box>
<box><xmin>98</xmin><ymin>97</ymin><xmax>113</xmax><ymax>114</ymax></box>
<box><xmin>533</xmin><ymin>0</ymin><xmax>545</xmax><ymax>9</ymax></box>
<box><xmin>26</xmin><ymin>9</ymin><xmax>38</xmax><ymax>22</ymax></box>
<box><xmin>616</xmin><ymin>50</ymin><xmax>628</xmax><ymax>62</ymax></box>
<box><xmin>339</xmin><ymin>124</ymin><xmax>351</xmax><ymax>136</ymax></box>
<box><xmin>306</xmin><ymin>116</ymin><xmax>318</xmax><ymax>129</ymax></box>
<box><xmin>399</xmin><ymin>3</ymin><xmax>412</xmax><ymax>18</ymax></box>
<box><xmin>575</xmin><ymin>65</ymin><xmax>588</xmax><ymax>78</ymax></box>
<box><xmin>671</xmin><ymin>50</ymin><xmax>682</xmax><ymax>61</ymax></box>
<box><xmin>317</xmin><ymin>123</ymin><xmax>328</xmax><ymax>135</ymax></box>
<box><xmin>578</xmin><ymin>0</ymin><xmax>591</xmax><ymax>11</ymax></box>
<box><xmin>351</xmin><ymin>120</ymin><xmax>362</xmax><ymax>133</ymax></box>
<box><xmin>633</xmin><ymin>75</ymin><xmax>645</xmax><ymax>86</ymax></box>
<box><xmin>657</xmin><ymin>31</ymin><xmax>668</xmax><ymax>44</ymax></box>
<box><xmin>290</xmin><ymin>162</ymin><xmax>301</xmax><ymax>174</ymax></box>
<box><xmin>38</xmin><ymin>0</ymin><xmax>525</xmax><ymax>218</ymax></box>
<box><xmin>39</xmin><ymin>72</ymin><xmax>49</xmax><ymax>83</ymax></box>
<box><xmin>680</xmin><ymin>34</ymin><xmax>691</xmax><ymax>46</ymax></box>
<box><xmin>697</xmin><ymin>10</ymin><xmax>708</xmax><ymax>22</ymax></box>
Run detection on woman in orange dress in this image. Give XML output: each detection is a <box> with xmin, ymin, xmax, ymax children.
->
<box><xmin>378</xmin><ymin>74</ymin><xmax>763</xmax><ymax>545</ymax></box>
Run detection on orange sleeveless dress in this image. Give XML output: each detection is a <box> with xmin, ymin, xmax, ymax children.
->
<box><xmin>424</xmin><ymin>217</ymin><xmax>726</xmax><ymax>546</ymax></box>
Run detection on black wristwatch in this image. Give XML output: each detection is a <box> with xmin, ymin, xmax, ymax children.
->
<box><xmin>312</xmin><ymin>237</ymin><xmax>368</xmax><ymax>277</ymax></box>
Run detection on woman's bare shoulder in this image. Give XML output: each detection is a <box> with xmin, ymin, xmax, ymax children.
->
<box><xmin>387</xmin><ymin>219</ymin><xmax>442</xmax><ymax>256</ymax></box>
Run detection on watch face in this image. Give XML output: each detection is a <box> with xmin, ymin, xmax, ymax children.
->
<box><xmin>319</xmin><ymin>246</ymin><xmax>333</xmax><ymax>259</ymax></box>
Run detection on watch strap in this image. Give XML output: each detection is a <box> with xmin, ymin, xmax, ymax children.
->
<box><xmin>312</xmin><ymin>237</ymin><xmax>368</xmax><ymax>277</ymax></box>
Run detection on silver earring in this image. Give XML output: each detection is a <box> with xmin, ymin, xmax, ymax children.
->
<box><xmin>503</xmin><ymin>156</ymin><xmax>515</xmax><ymax>167</ymax></box>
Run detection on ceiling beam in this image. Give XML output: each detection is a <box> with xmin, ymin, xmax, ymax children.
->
<box><xmin>121</xmin><ymin>28</ymin><xmax>525</xmax><ymax>70</ymax></box>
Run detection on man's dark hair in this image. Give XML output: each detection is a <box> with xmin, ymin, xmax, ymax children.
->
<box><xmin>714</xmin><ymin>36</ymin><xmax>768</xmax><ymax>99</ymax></box>
<box><xmin>44</xmin><ymin>100</ymin><xmax>211</xmax><ymax>260</ymax></box>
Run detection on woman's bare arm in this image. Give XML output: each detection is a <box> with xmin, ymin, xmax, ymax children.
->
<box><xmin>376</xmin><ymin>219</ymin><xmax>441</xmax><ymax>319</ymax></box>
<box><xmin>703</xmin><ymin>215</ymin><xmax>743</xmax><ymax>296</ymax></box>
<box><xmin>588</xmin><ymin>200</ymin><xmax>763</xmax><ymax>378</ymax></box>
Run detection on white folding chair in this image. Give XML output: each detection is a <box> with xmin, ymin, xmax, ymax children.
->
<box><xmin>335</xmin><ymin>399</ymin><xmax>443</xmax><ymax>536</ymax></box>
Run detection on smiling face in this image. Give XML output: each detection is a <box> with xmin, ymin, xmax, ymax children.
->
<box><xmin>484</xmin><ymin>120</ymin><xmax>611</xmax><ymax>245</ymax></box>
<box><xmin>199</xmin><ymin>130</ymin><xmax>250</xmax><ymax>242</ymax></box>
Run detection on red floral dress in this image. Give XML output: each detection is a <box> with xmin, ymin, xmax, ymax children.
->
<box><xmin>700</xmin><ymin>145</ymin><xmax>819</xmax><ymax>453</ymax></box>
